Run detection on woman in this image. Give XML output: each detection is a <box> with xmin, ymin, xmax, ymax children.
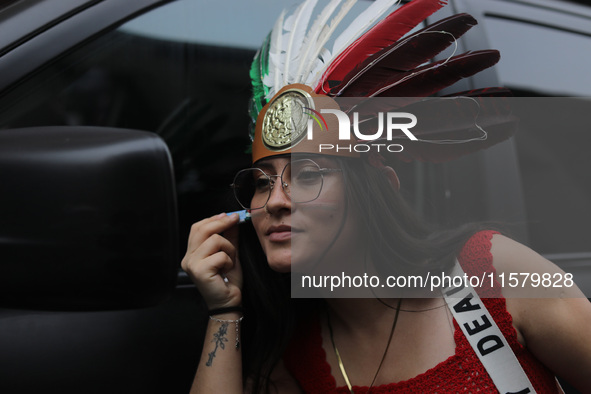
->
<box><xmin>182</xmin><ymin>0</ymin><xmax>591</xmax><ymax>392</ymax></box>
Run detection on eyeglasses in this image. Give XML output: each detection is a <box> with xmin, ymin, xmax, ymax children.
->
<box><xmin>230</xmin><ymin>159</ymin><xmax>342</xmax><ymax>210</ymax></box>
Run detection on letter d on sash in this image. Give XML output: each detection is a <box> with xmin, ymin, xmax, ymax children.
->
<box><xmin>477</xmin><ymin>335</ymin><xmax>504</xmax><ymax>356</ymax></box>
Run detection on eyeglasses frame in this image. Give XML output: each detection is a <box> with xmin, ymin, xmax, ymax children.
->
<box><xmin>230</xmin><ymin>159</ymin><xmax>342</xmax><ymax>211</ymax></box>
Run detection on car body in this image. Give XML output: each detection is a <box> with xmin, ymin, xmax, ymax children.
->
<box><xmin>0</xmin><ymin>0</ymin><xmax>589</xmax><ymax>393</ymax></box>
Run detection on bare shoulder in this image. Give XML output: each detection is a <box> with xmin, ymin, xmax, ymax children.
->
<box><xmin>490</xmin><ymin>234</ymin><xmax>591</xmax><ymax>392</ymax></box>
<box><xmin>489</xmin><ymin>234</ymin><xmax>584</xmax><ymax>297</ymax></box>
<box><xmin>490</xmin><ymin>234</ymin><xmax>564</xmax><ymax>278</ymax></box>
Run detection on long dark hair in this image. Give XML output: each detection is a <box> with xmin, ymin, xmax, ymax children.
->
<box><xmin>239</xmin><ymin>155</ymin><xmax>491</xmax><ymax>393</ymax></box>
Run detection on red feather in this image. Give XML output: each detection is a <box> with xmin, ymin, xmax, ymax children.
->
<box><xmin>316</xmin><ymin>0</ymin><xmax>448</xmax><ymax>94</ymax></box>
<box><xmin>336</xmin><ymin>13</ymin><xmax>478</xmax><ymax>97</ymax></box>
<box><xmin>343</xmin><ymin>50</ymin><xmax>500</xmax><ymax>121</ymax></box>
<box><xmin>372</xmin><ymin>49</ymin><xmax>500</xmax><ymax>97</ymax></box>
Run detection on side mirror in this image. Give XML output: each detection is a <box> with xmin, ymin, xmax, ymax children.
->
<box><xmin>0</xmin><ymin>126</ymin><xmax>179</xmax><ymax>310</ymax></box>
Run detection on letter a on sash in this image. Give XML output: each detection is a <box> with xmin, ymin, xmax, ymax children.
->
<box><xmin>453</xmin><ymin>293</ymin><xmax>481</xmax><ymax>314</ymax></box>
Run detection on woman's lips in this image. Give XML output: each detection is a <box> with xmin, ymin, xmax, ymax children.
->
<box><xmin>267</xmin><ymin>225</ymin><xmax>293</xmax><ymax>242</ymax></box>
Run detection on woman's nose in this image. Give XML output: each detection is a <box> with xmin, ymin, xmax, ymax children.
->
<box><xmin>265</xmin><ymin>180</ymin><xmax>291</xmax><ymax>213</ymax></box>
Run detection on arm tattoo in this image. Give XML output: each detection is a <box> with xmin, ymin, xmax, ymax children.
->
<box><xmin>205</xmin><ymin>322</ymin><xmax>229</xmax><ymax>367</ymax></box>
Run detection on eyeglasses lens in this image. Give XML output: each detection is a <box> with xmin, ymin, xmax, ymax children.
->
<box><xmin>233</xmin><ymin>168</ymin><xmax>268</xmax><ymax>210</ymax></box>
<box><xmin>232</xmin><ymin>160</ymin><xmax>325</xmax><ymax>210</ymax></box>
<box><xmin>289</xmin><ymin>160</ymin><xmax>324</xmax><ymax>204</ymax></box>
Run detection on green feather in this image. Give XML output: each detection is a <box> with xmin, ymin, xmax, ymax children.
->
<box><xmin>249</xmin><ymin>32</ymin><xmax>272</xmax><ymax>141</ymax></box>
<box><xmin>250</xmin><ymin>50</ymin><xmax>264</xmax><ymax>112</ymax></box>
<box><xmin>260</xmin><ymin>32</ymin><xmax>271</xmax><ymax>99</ymax></box>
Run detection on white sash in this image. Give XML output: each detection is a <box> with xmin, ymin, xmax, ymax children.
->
<box><xmin>442</xmin><ymin>259</ymin><xmax>537</xmax><ymax>394</ymax></box>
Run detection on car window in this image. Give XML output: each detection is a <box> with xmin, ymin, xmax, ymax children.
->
<box><xmin>0</xmin><ymin>3</ymin><xmax>258</xmax><ymax>247</ymax></box>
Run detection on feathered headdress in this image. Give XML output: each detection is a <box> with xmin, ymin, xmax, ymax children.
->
<box><xmin>249</xmin><ymin>0</ymin><xmax>514</xmax><ymax>163</ymax></box>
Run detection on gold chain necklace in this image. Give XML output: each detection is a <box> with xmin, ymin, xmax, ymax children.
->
<box><xmin>326</xmin><ymin>299</ymin><xmax>402</xmax><ymax>394</ymax></box>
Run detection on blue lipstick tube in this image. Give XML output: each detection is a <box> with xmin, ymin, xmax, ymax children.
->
<box><xmin>226</xmin><ymin>209</ymin><xmax>251</xmax><ymax>223</ymax></box>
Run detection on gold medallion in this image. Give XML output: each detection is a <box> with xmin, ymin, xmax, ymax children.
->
<box><xmin>262</xmin><ymin>88</ymin><xmax>312</xmax><ymax>151</ymax></box>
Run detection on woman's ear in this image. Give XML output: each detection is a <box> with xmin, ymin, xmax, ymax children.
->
<box><xmin>382</xmin><ymin>166</ymin><xmax>400</xmax><ymax>191</ymax></box>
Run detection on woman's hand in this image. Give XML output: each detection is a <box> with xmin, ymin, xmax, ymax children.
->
<box><xmin>181</xmin><ymin>213</ymin><xmax>243</xmax><ymax>309</ymax></box>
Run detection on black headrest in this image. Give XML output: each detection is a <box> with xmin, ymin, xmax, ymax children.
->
<box><xmin>0</xmin><ymin>127</ymin><xmax>178</xmax><ymax>310</ymax></box>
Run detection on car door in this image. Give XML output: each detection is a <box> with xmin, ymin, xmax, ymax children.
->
<box><xmin>0</xmin><ymin>1</ymin><xmax>253</xmax><ymax>392</ymax></box>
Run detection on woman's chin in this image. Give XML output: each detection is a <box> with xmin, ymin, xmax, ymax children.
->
<box><xmin>267</xmin><ymin>254</ymin><xmax>292</xmax><ymax>273</ymax></box>
<box><xmin>290</xmin><ymin>254</ymin><xmax>325</xmax><ymax>275</ymax></box>
<box><xmin>266</xmin><ymin>253</ymin><xmax>317</xmax><ymax>273</ymax></box>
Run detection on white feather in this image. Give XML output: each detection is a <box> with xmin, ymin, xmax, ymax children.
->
<box><xmin>265</xmin><ymin>9</ymin><xmax>286</xmax><ymax>98</ymax></box>
<box><xmin>304</xmin><ymin>0</ymin><xmax>357</xmax><ymax>88</ymax></box>
<box><xmin>332</xmin><ymin>0</ymin><xmax>399</xmax><ymax>57</ymax></box>
<box><xmin>263</xmin><ymin>0</ymin><xmax>399</xmax><ymax>97</ymax></box>
<box><xmin>295</xmin><ymin>0</ymin><xmax>344</xmax><ymax>83</ymax></box>
<box><xmin>306</xmin><ymin>47</ymin><xmax>333</xmax><ymax>85</ymax></box>
<box><xmin>283</xmin><ymin>0</ymin><xmax>318</xmax><ymax>86</ymax></box>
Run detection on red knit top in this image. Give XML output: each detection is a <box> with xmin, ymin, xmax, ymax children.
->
<box><xmin>283</xmin><ymin>231</ymin><xmax>558</xmax><ymax>393</ymax></box>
